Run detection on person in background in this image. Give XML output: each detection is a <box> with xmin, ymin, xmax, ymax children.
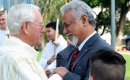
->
<box><xmin>0</xmin><ymin>4</ymin><xmax>48</xmax><ymax>80</ymax></box>
<box><xmin>39</xmin><ymin>21</ymin><xmax>67</xmax><ymax>77</ymax></box>
<box><xmin>89</xmin><ymin>50</ymin><xmax>126</xmax><ymax>80</ymax></box>
<box><xmin>0</xmin><ymin>10</ymin><xmax>7</xmax><ymax>46</ymax></box>
<box><xmin>55</xmin><ymin>1</ymin><xmax>113</xmax><ymax>80</ymax></box>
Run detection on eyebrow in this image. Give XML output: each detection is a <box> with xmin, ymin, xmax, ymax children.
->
<box><xmin>62</xmin><ymin>21</ymin><xmax>70</xmax><ymax>25</ymax></box>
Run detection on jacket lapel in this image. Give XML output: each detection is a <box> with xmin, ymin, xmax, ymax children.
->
<box><xmin>72</xmin><ymin>33</ymin><xmax>100</xmax><ymax>71</ymax></box>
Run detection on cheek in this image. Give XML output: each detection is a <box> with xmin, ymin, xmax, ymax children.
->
<box><xmin>36</xmin><ymin>28</ymin><xmax>42</xmax><ymax>34</ymax></box>
<box><xmin>32</xmin><ymin>29</ymin><xmax>42</xmax><ymax>39</ymax></box>
<box><xmin>47</xmin><ymin>32</ymin><xmax>54</xmax><ymax>37</ymax></box>
<box><xmin>35</xmin><ymin>30</ymin><xmax>42</xmax><ymax>42</ymax></box>
<box><xmin>73</xmin><ymin>24</ymin><xmax>81</xmax><ymax>34</ymax></box>
<box><xmin>46</xmin><ymin>33</ymin><xmax>51</xmax><ymax>38</ymax></box>
<box><xmin>69</xmin><ymin>25</ymin><xmax>77</xmax><ymax>34</ymax></box>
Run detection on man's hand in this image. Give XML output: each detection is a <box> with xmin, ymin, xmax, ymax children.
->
<box><xmin>54</xmin><ymin>67</ymin><xmax>69</xmax><ymax>77</ymax></box>
<box><xmin>47</xmin><ymin>55</ymin><xmax>56</xmax><ymax>65</ymax></box>
<box><xmin>45</xmin><ymin>69</ymin><xmax>52</xmax><ymax>77</ymax></box>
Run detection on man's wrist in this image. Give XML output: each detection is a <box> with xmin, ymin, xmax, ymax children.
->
<box><xmin>61</xmin><ymin>71</ymin><xmax>69</xmax><ymax>77</ymax></box>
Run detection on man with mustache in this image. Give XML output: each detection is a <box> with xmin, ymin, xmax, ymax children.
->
<box><xmin>55</xmin><ymin>1</ymin><xmax>113</xmax><ymax>80</ymax></box>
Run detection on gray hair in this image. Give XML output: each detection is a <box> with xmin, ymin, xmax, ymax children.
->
<box><xmin>7</xmin><ymin>4</ymin><xmax>41</xmax><ymax>35</ymax></box>
<box><xmin>60</xmin><ymin>0</ymin><xmax>96</xmax><ymax>27</ymax></box>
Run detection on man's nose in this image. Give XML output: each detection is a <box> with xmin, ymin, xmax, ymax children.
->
<box><xmin>42</xmin><ymin>27</ymin><xmax>45</xmax><ymax>33</ymax></box>
<box><xmin>63</xmin><ymin>27</ymin><xmax>68</xmax><ymax>34</ymax></box>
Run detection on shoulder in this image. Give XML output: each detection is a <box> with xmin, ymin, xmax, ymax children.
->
<box><xmin>46</xmin><ymin>41</ymin><xmax>53</xmax><ymax>46</ymax></box>
<box><xmin>44</xmin><ymin>41</ymin><xmax>54</xmax><ymax>49</ymax></box>
<box><xmin>0</xmin><ymin>49</ymin><xmax>28</xmax><ymax>66</ymax></box>
<box><xmin>87</xmin><ymin>33</ymin><xmax>111</xmax><ymax>48</ymax></box>
<box><xmin>95</xmin><ymin>37</ymin><xmax>112</xmax><ymax>48</ymax></box>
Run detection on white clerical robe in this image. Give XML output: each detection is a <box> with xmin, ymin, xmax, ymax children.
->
<box><xmin>0</xmin><ymin>30</ymin><xmax>7</xmax><ymax>46</ymax></box>
<box><xmin>0</xmin><ymin>36</ymin><xmax>48</xmax><ymax>80</ymax></box>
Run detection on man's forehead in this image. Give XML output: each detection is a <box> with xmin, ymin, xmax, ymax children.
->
<box><xmin>62</xmin><ymin>19</ymin><xmax>69</xmax><ymax>25</ymax></box>
<box><xmin>63</xmin><ymin>10</ymin><xmax>72</xmax><ymax>16</ymax></box>
<box><xmin>46</xmin><ymin>27</ymin><xmax>53</xmax><ymax>30</ymax></box>
<box><xmin>0</xmin><ymin>13</ymin><xmax>6</xmax><ymax>18</ymax></box>
<box><xmin>62</xmin><ymin>15</ymin><xmax>74</xmax><ymax>25</ymax></box>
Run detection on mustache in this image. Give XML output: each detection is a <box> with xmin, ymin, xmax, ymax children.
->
<box><xmin>66</xmin><ymin>33</ymin><xmax>72</xmax><ymax>37</ymax></box>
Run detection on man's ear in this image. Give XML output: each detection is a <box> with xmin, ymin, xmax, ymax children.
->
<box><xmin>21</xmin><ymin>22</ymin><xmax>29</xmax><ymax>34</ymax></box>
<box><xmin>81</xmin><ymin>15</ymin><xmax>88</xmax><ymax>25</ymax></box>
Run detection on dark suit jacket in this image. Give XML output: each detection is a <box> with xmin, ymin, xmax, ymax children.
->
<box><xmin>56</xmin><ymin>33</ymin><xmax>113</xmax><ymax>80</ymax></box>
<box><xmin>56</xmin><ymin>44</ymin><xmax>75</xmax><ymax>67</ymax></box>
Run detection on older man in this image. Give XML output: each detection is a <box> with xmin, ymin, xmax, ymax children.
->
<box><xmin>55</xmin><ymin>1</ymin><xmax>113</xmax><ymax>80</ymax></box>
<box><xmin>0</xmin><ymin>10</ymin><xmax>7</xmax><ymax>46</ymax></box>
<box><xmin>0</xmin><ymin>4</ymin><xmax>48</xmax><ymax>80</ymax></box>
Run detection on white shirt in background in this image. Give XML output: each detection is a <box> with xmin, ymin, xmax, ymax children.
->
<box><xmin>39</xmin><ymin>35</ymin><xmax>67</xmax><ymax>70</ymax></box>
<box><xmin>0</xmin><ymin>30</ymin><xmax>7</xmax><ymax>46</ymax></box>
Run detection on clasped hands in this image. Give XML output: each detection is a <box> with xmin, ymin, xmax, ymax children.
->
<box><xmin>45</xmin><ymin>55</ymin><xmax>69</xmax><ymax>78</ymax></box>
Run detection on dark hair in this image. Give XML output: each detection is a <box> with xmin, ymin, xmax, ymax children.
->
<box><xmin>90</xmin><ymin>50</ymin><xmax>126</xmax><ymax>80</ymax></box>
<box><xmin>46</xmin><ymin>21</ymin><xmax>58</xmax><ymax>30</ymax></box>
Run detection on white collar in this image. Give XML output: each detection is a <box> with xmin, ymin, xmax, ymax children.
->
<box><xmin>78</xmin><ymin>31</ymin><xmax>96</xmax><ymax>51</ymax></box>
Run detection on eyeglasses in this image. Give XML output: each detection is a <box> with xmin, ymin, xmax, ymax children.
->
<box><xmin>29</xmin><ymin>22</ymin><xmax>44</xmax><ymax>29</ymax></box>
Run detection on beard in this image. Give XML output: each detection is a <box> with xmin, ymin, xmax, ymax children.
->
<box><xmin>69</xmin><ymin>35</ymin><xmax>78</xmax><ymax>47</ymax></box>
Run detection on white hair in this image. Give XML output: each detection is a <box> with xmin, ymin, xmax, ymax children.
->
<box><xmin>7</xmin><ymin>4</ymin><xmax>41</xmax><ymax>35</ymax></box>
<box><xmin>60</xmin><ymin>0</ymin><xmax>96</xmax><ymax>27</ymax></box>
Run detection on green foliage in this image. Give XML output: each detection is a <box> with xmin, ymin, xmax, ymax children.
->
<box><xmin>82</xmin><ymin>0</ymin><xmax>110</xmax><ymax>7</ymax></box>
<box><xmin>83</xmin><ymin>0</ymin><xmax>100</xmax><ymax>7</ymax></box>
<box><xmin>123</xmin><ymin>20</ymin><xmax>130</xmax><ymax>35</ymax></box>
<box><xmin>122</xmin><ymin>54</ymin><xmax>130</xmax><ymax>80</ymax></box>
<box><xmin>36</xmin><ymin>0</ymin><xmax>68</xmax><ymax>23</ymax></box>
<box><xmin>37</xmin><ymin>50</ymin><xmax>43</xmax><ymax>61</ymax></box>
<box><xmin>82</xmin><ymin>0</ymin><xmax>125</xmax><ymax>8</ymax></box>
<box><xmin>116</xmin><ymin>0</ymin><xmax>125</xmax><ymax>7</ymax></box>
<box><xmin>83</xmin><ymin>0</ymin><xmax>130</xmax><ymax>35</ymax></box>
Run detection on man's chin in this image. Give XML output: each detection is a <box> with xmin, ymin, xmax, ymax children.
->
<box><xmin>34</xmin><ymin>43</ymin><xmax>42</xmax><ymax>51</ymax></box>
<box><xmin>70</xmin><ymin>36</ymin><xmax>78</xmax><ymax>47</ymax></box>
